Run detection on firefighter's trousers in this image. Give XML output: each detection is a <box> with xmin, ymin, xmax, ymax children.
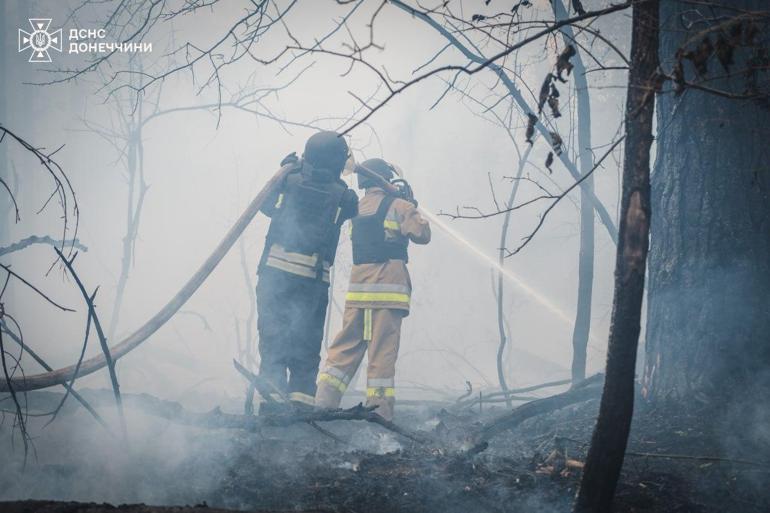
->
<box><xmin>256</xmin><ymin>267</ymin><xmax>329</xmax><ymax>408</ymax></box>
<box><xmin>315</xmin><ymin>306</ymin><xmax>404</xmax><ymax>421</ymax></box>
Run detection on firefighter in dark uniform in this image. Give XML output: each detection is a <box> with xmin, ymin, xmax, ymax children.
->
<box><xmin>256</xmin><ymin>131</ymin><xmax>358</xmax><ymax>411</ymax></box>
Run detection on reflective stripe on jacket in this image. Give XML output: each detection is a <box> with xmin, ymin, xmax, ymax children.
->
<box><xmin>258</xmin><ymin>162</ymin><xmax>359</xmax><ymax>283</ymax></box>
<box><xmin>264</xmin><ymin>243</ymin><xmax>331</xmax><ymax>282</ymax></box>
<box><xmin>345</xmin><ymin>283</ymin><xmax>411</xmax><ymax>306</ymax></box>
<box><xmin>344</xmin><ymin>188</ymin><xmax>430</xmax><ymax>313</ymax></box>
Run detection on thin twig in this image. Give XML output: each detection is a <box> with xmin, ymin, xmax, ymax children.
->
<box><xmin>503</xmin><ymin>136</ymin><xmax>623</xmax><ymax>257</ymax></box>
<box><xmin>0</xmin><ymin>264</ymin><xmax>75</xmax><ymax>312</ymax></box>
<box><xmin>441</xmin><ymin>137</ymin><xmax>624</xmax><ymax>257</ymax></box>
<box><xmin>0</xmin><ymin>125</ymin><xmax>80</xmax><ymax>259</ymax></box>
<box><xmin>54</xmin><ymin>249</ymin><xmax>127</xmax><ymax>440</ymax></box>
<box><xmin>0</xmin><ymin>177</ymin><xmax>20</xmax><ymax>222</ymax></box>
<box><xmin>0</xmin><ymin>329</ymin><xmax>31</xmax><ymax>466</ymax></box>
<box><xmin>341</xmin><ymin>1</ymin><xmax>633</xmax><ymax>133</ymax></box>
<box><xmin>43</xmin><ymin>290</ymin><xmax>96</xmax><ymax>428</ymax></box>
<box><xmin>625</xmin><ymin>451</ymin><xmax>770</xmax><ymax>468</ymax></box>
<box><xmin>0</xmin><ymin>318</ymin><xmax>109</xmax><ymax>431</ymax></box>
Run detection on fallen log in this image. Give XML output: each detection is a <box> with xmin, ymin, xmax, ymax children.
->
<box><xmin>130</xmin><ymin>393</ymin><xmax>428</xmax><ymax>443</ymax></box>
<box><xmin>0</xmin><ymin>166</ymin><xmax>291</xmax><ymax>393</ymax></box>
<box><xmin>19</xmin><ymin>389</ymin><xmax>430</xmax><ymax>444</ymax></box>
<box><xmin>466</xmin><ymin>374</ymin><xmax>604</xmax><ymax>454</ymax></box>
<box><xmin>233</xmin><ymin>359</ymin><xmax>349</xmax><ymax>444</ymax></box>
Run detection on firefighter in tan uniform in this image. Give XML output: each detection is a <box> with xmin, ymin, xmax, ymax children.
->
<box><xmin>315</xmin><ymin>158</ymin><xmax>430</xmax><ymax>421</ymax></box>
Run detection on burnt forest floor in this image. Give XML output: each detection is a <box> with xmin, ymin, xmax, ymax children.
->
<box><xmin>1</xmin><ymin>389</ymin><xmax>769</xmax><ymax>513</ymax></box>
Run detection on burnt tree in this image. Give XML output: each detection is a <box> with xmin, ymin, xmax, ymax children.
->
<box><xmin>573</xmin><ymin>0</ymin><xmax>659</xmax><ymax>511</ymax></box>
<box><xmin>643</xmin><ymin>0</ymin><xmax>770</xmax><ymax>403</ymax></box>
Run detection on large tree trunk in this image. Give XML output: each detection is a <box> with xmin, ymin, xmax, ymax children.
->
<box><xmin>643</xmin><ymin>0</ymin><xmax>770</xmax><ymax>402</ymax></box>
<box><xmin>573</xmin><ymin>1</ymin><xmax>659</xmax><ymax>512</ymax></box>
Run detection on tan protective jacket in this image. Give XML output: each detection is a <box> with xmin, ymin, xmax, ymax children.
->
<box><xmin>344</xmin><ymin>187</ymin><xmax>431</xmax><ymax>314</ymax></box>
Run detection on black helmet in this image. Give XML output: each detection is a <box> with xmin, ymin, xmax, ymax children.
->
<box><xmin>357</xmin><ymin>158</ymin><xmax>394</xmax><ymax>189</ymax></box>
<box><xmin>303</xmin><ymin>131</ymin><xmax>349</xmax><ymax>176</ymax></box>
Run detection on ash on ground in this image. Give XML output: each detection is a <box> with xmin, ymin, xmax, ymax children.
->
<box><xmin>1</xmin><ymin>390</ymin><xmax>768</xmax><ymax>513</ymax></box>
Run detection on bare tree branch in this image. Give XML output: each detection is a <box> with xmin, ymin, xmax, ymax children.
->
<box><xmin>441</xmin><ymin>137</ymin><xmax>624</xmax><ymax>257</ymax></box>
<box><xmin>0</xmin><ymin>264</ymin><xmax>75</xmax><ymax>313</ymax></box>
<box><xmin>0</xmin><ymin>236</ymin><xmax>88</xmax><ymax>257</ymax></box>
<box><xmin>0</xmin><ymin>318</ymin><xmax>109</xmax><ymax>432</ymax></box>
<box><xmin>0</xmin><ymin>126</ymin><xmax>80</xmax><ymax>259</ymax></box>
<box><xmin>338</xmin><ymin>1</ymin><xmax>632</xmax><ymax>133</ymax></box>
<box><xmin>54</xmin><ymin>249</ymin><xmax>127</xmax><ymax>440</ymax></box>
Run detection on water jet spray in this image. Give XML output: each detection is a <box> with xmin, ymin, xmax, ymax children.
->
<box><xmin>349</xmin><ymin>160</ymin><xmax>605</xmax><ymax>351</ymax></box>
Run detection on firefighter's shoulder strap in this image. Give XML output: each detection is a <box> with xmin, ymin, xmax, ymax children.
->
<box><xmin>375</xmin><ymin>192</ymin><xmax>397</xmax><ymax>223</ymax></box>
<box><xmin>260</xmin><ymin>162</ymin><xmax>347</xmax><ymax>279</ymax></box>
<box><xmin>352</xmin><ymin>194</ymin><xmax>409</xmax><ymax>265</ymax></box>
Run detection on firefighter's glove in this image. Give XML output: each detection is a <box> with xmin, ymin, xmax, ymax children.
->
<box><xmin>280</xmin><ymin>152</ymin><xmax>299</xmax><ymax>166</ymax></box>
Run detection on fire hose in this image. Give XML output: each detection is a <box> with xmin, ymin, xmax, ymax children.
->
<box><xmin>0</xmin><ymin>166</ymin><xmax>293</xmax><ymax>392</ymax></box>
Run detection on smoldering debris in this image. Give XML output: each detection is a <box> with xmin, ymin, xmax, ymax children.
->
<box><xmin>0</xmin><ymin>502</ymin><xmax>255</xmax><ymax>513</ymax></box>
<box><xmin>2</xmin><ymin>385</ymin><xmax>768</xmax><ymax>513</ymax></box>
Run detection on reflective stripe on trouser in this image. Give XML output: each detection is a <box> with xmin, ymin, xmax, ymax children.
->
<box><xmin>363</xmin><ymin>309</ymin><xmax>373</xmax><ymax>341</ymax></box>
<box><xmin>289</xmin><ymin>392</ymin><xmax>315</xmax><ymax>406</ymax></box>
<box><xmin>317</xmin><ymin>366</ymin><xmax>352</xmax><ymax>394</ymax></box>
<box><xmin>315</xmin><ymin>306</ymin><xmax>403</xmax><ymax>421</ymax></box>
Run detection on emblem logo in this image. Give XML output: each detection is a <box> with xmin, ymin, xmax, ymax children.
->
<box><xmin>18</xmin><ymin>19</ymin><xmax>63</xmax><ymax>63</ymax></box>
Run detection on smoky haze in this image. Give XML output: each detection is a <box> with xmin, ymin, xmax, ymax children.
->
<box><xmin>1</xmin><ymin>1</ymin><xmax>631</xmax><ymax>503</ymax></box>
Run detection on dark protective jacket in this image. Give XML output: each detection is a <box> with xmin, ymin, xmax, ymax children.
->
<box><xmin>259</xmin><ymin>161</ymin><xmax>358</xmax><ymax>282</ymax></box>
<box><xmin>344</xmin><ymin>187</ymin><xmax>430</xmax><ymax>312</ymax></box>
<box><xmin>352</xmin><ymin>194</ymin><xmax>409</xmax><ymax>264</ymax></box>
